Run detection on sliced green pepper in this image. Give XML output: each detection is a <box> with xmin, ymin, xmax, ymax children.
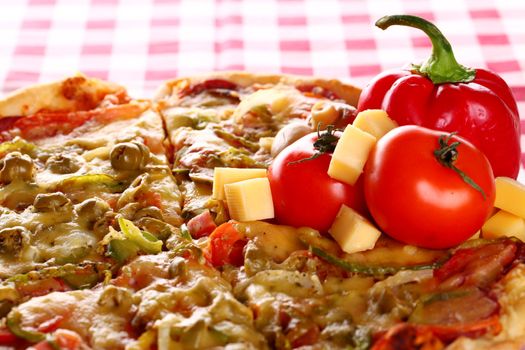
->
<box><xmin>118</xmin><ymin>217</ymin><xmax>163</xmax><ymax>254</ymax></box>
<box><xmin>213</xmin><ymin>128</ymin><xmax>260</xmax><ymax>152</ymax></box>
<box><xmin>311</xmin><ymin>246</ymin><xmax>443</xmax><ymax>277</ymax></box>
<box><xmin>107</xmin><ymin>218</ymin><xmax>163</xmax><ymax>263</ymax></box>
<box><xmin>108</xmin><ymin>239</ymin><xmax>141</xmax><ymax>263</ymax></box>
<box><xmin>7</xmin><ymin>262</ymin><xmax>112</xmax><ymax>284</ymax></box>
<box><xmin>0</xmin><ymin>138</ymin><xmax>37</xmax><ymax>158</ymax></box>
<box><xmin>57</xmin><ymin>174</ymin><xmax>126</xmax><ymax>193</ymax></box>
<box><xmin>6</xmin><ymin>309</ymin><xmax>45</xmax><ymax>343</ymax></box>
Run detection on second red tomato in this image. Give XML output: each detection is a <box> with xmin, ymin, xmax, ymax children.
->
<box><xmin>363</xmin><ymin>125</ymin><xmax>495</xmax><ymax>249</ymax></box>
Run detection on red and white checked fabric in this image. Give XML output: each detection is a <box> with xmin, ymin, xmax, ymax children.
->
<box><xmin>1</xmin><ymin>0</ymin><xmax>524</xmax><ymax>179</ymax></box>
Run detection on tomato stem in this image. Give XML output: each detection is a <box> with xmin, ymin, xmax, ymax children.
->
<box><xmin>434</xmin><ymin>133</ymin><xmax>486</xmax><ymax>199</ymax></box>
<box><xmin>287</xmin><ymin>124</ymin><xmax>339</xmax><ymax>165</ymax></box>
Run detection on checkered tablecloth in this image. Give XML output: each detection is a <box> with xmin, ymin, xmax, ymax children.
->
<box><xmin>1</xmin><ymin>0</ymin><xmax>524</xmax><ymax>178</ymax></box>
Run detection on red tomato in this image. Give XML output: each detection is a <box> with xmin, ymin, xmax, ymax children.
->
<box><xmin>31</xmin><ymin>329</ymin><xmax>84</xmax><ymax>350</ymax></box>
<box><xmin>268</xmin><ymin>132</ymin><xmax>367</xmax><ymax>232</ymax></box>
<box><xmin>364</xmin><ymin>125</ymin><xmax>495</xmax><ymax>249</ymax></box>
<box><xmin>204</xmin><ymin>222</ymin><xmax>246</xmax><ymax>267</ymax></box>
<box><xmin>0</xmin><ymin>328</ymin><xmax>17</xmax><ymax>345</ymax></box>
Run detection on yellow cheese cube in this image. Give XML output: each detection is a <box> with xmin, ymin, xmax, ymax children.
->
<box><xmin>352</xmin><ymin>109</ymin><xmax>398</xmax><ymax>140</ymax></box>
<box><xmin>494</xmin><ymin>177</ymin><xmax>525</xmax><ymax>219</ymax></box>
<box><xmin>212</xmin><ymin>168</ymin><xmax>267</xmax><ymax>200</ymax></box>
<box><xmin>327</xmin><ymin>125</ymin><xmax>376</xmax><ymax>185</ymax></box>
<box><xmin>482</xmin><ymin>210</ymin><xmax>525</xmax><ymax>241</ymax></box>
<box><xmin>224</xmin><ymin>178</ymin><xmax>274</xmax><ymax>222</ymax></box>
<box><xmin>310</xmin><ymin>101</ymin><xmax>339</xmax><ymax>129</ymax></box>
<box><xmin>328</xmin><ymin>205</ymin><xmax>381</xmax><ymax>254</ymax></box>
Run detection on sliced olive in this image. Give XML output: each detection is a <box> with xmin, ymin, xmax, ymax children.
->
<box><xmin>97</xmin><ymin>285</ymin><xmax>133</xmax><ymax>309</ymax></box>
<box><xmin>110</xmin><ymin>142</ymin><xmax>150</xmax><ymax>170</ymax></box>
<box><xmin>134</xmin><ymin>206</ymin><xmax>163</xmax><ymax>220</ymax></box>
<box><xmin>75</xmin><ymin>198</ymin><xmax>111</xmax><ymax>229</ymax></box>
<box><xmin>0</xmin><ymin>226</ymin><xmax>30</xmax><ymax>255</ymax></box>
<box><xmin>45</xmin><ymin>154</ymin><xmax>81</xmax><ymax>174</ymax></box>
<box><xmin>0</xmin><ymin>152</ymin><xmax>35</xmax><ymax>183</ymax></box>
<box><xmin>33</xmin><ymin>192</ymin><xmax>72</xmax><ymax>213</ymax></box>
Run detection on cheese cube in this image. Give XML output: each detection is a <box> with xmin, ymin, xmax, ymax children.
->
<box><xmin>494</xmin><ymin>177</ymin><xmax>525</xmax><ymax>219</ymax></box>
<box><xmin>329</xmin><ymin>205</ymin><xmax>381</xmax><ymax>254</ymax></box>
<box><xmin>224</xmin><ymin>178</ymin><xmax>274</xmax><ymax>222</ymax></box>
<box><xmin>212</xmin><ymin>168</ymin><xmax>267</xmax><ymax>200</ymax></box>
<box><xmin>328</xmin><ymin>125</ymin><xmax>376</xmax><ymax>185</ymax></box>
<box><xmin>482</xmin><ymin>210</ymin><xmax>525</xmax><ymax>241</ymax></box>
<box><xmin>310</xmin><ymin>101</ymin><xmax>339</xmax><ymax>130</ymax></box>
<box><xmin>352</xmin><ymin>109</ymin><xmax>398</xmax><ymax>140</ymax></box>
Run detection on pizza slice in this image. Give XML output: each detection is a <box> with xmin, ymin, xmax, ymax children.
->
<box><xmin>0</xmin><ymin>76</ymin><xmax>183</xmax><ymax>296</ymax></box>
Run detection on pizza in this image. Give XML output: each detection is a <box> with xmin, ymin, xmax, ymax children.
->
<box><xmin>0</xmin><ymin>72</ymin><xmax>524</xmax><ymax>350</ymax></box>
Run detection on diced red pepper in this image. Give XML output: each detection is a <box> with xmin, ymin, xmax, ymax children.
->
<box><xmin>37</xmin><ymin>315</ymin><xmax>65</xmax><ymax>333</ymax></box>
<box><xmin>16</xmin><ymin>278</ymin><xmax>71</xmax><ymax>298</ymax></box>
<box><xmin>31</xmin><ymin>329</ymin><xmax>84</xmax><ymax>350</ymax></box>
<box><xmin>187</xmin><ymin>210</ymin><xmax>217</xmax><ymax>238</ymax></box>
<box><xmin>0</xmin><ymin>328</ymin><xmax>17</xmax><ymax>345</ymax></box>
<box><xmin>204</xmin><ymin>222</ymin><xmax>246</xmax><ymax>267</ymax></box>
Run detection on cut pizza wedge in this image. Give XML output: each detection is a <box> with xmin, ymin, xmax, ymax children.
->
<box><xmin>0</xmin><ymin>75</ymin><xmax>183</xmax><ymax>282</ymax></box>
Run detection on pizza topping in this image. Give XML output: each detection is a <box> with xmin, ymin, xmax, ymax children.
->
<box><xmin>224</xmin><ymin>177</ymin><xmax>275</xmax><ymax>222</ymax></box>
<box><xmin>494</xmin><ymin>176</ymin><xmax>525</xmax><ymax>219</ymax></box>
<box><xmin>328</xmin><ymin>124</ymin><xmax>377</xmax><ymax>186</ymax></box>
<box><xmin>74</xmin><ymin>198</ymin><xmax>112</xmax><ymax>231</ymax></box>
<box><xmin>55</xmin><ymin>173</ymin><xmax>126</xmax><ymax>194</ymax></box>
<box><xmin>32</xmin><ymin>192</ymin><xmax>72</xmax><ymax>213</ymax></box>
<box><xmin>296</xmin><ymin>84</ymin><xmax>340</xmax><ymax>100</ymax></box>
<box><xmin>45</xmin><ymin>154</ymin><xmax>81</xmax><ymax>174</ymax></box>
<box><xmin>178</xmin><ymin>79</ymin><xmax>238</xmax><ymax>98</ymax></box>
<box><xmin>6</xmin><ymin>309</ymin><xmax>46</xmax><ymax>343</ymax></box>
<box><xmin>212</xmin><ymin>167</ymin><xmax>267</xmax><ymax>200</ymax></box>
<box><xmin>0</xmin><ymin>226</ymin><xmax>30</xmax><ymax>256</ymax></box>
<box><xmin>0</xmin><ymin>137</ymin><xmax>37</xmax><ymax>158</ymax></box>
<box><xmin>270</xmin><ymin>121</ymin><xmax>311</xmax><ymax>157</ymax></box>
<box><xmin>204</xmin><ymin>222</ymin><xmax>246</xmax><ymax>267</ymax></box>
<box><xmin>186</xmin><ymin>210</ymin><xmax>217</xmax><ymax>239</ymax></box>
<box><xmin>352</xmin><ymin>109</ymin><xmax>398</xmax><ymax>140</ymax></box>
<box><xmin>110</xmin><ymin>141</ymin><xmax>151</xmax><ymax>171</ymax></box>
<box><xmin>105</xmin><ymin>217</ymin><xmax>163</xmax><ymax>263</ymax></box>
<box><xmin>0</xmin><ymin>152</ymin><xmax>35</xmax><ymax>184</ymax></box>
<box><xmin>328</xmin><ymin>204</ymin><xmax>381</xmax><ymax>254</ymax></box>
<box><xmin>310</xmin><ymin>101</ymin><xmax>340</xmax><ymax>129</ymax></box>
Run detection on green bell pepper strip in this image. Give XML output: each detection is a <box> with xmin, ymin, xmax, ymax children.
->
<box><xmin>6</xmin><ymin>310</ymin><xmax>45</xmax><ymax>343</ymax></box>
<box><xmin>310</xmin><ymin>246</ymin><xmax>443</xmax><ymax>277</ymax></box>
<box><xmin>117</xmin><ymin>217</ymin><xmax>163</xmax><ymax>254</ymax></box>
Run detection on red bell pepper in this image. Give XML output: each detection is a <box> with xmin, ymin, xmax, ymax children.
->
<box><xmin>357</xmin><ymin>15</ymin><xmax>521</xmax><ymax>179</ymax></box>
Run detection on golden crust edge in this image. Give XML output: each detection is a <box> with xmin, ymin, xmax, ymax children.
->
<box><xmin>0</xmin><ymin>73</ymin><xmax>124</xmax><ymax>118</ymax></box>
<box><xmin>153</xmin><ymin>71</ymin><xmax>362</xmax><ymax>107</ymax></box>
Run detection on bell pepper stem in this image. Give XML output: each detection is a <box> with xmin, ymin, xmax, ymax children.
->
<box><xmin>375</xmin><ymin>15</ymin><xmax>476</xmax><ymax>84</ymax></box>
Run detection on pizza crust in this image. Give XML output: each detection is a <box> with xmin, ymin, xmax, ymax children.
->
<box><xmin>154</xmin><ymin>71</ymin><xmax>362</xmax><ymax>107</ymax></box>
<box><xmin>0</xmin><ymin>74</ymin><xmax>124</xmax><ymax>117</ymax></box>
